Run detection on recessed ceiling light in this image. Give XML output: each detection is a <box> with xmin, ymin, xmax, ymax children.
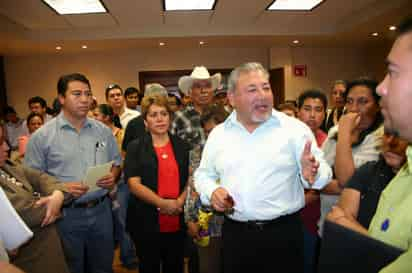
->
<box><xmin>389</xmin><ymin>26</ymin><xmax>397</xmax><ymax>31</ymax></box>
<box><xmin>199</xmin><ymin>41</ymin><xmax>205</xmax><ymax>45</ymax></box>
<box><xmin>159</xmin><ymin>42</ymin><xmax>165</xmax><ymax>46</ymax></box>
<box><xmin>267</xmin><ymin>0</ymin><xmax>324</xmax><ymax>11</ymax></box>
<box><xmin>293</xmin><ymin>40</ymin><xmax>300</xmax><ymax>44</ymax></box>
<box><xmin>56</xmin><ymin>46</ymin><xmax>62</xmax><ymax>50</ymax></box>
<box><xmin>164</xmin><ymin>0</ymin><xmax>216</xmax><ymax>11</ymax></box>
<box><xmin>82</xmin><ymin>45</ymin><xmax>88</xmax><ymax>49</ymax></box>
<box><xmin>371</xmin><ymin>32</ymin><xmax>379</xmax><ymax>37</ymax></box>
<box><xmin>42</xmin><ymin>0</ymin><xmax>106</xmax><ymax>15</ymax></box>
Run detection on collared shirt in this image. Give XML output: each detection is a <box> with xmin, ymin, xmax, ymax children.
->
<box><xmin>194</xmin><ymin>109</ymin><xmax>332</xmax><ymax>222</ymax></box>
<box><xmin>5</xmin><ymin>119</ymin><xmax>26</xmax><ymax>150</ymax></box>
<box><xmin>318</xmin><ymin>125</ymin><xmax>383</xmax><ymax>235</ymax></box>
<box><xmin>170</xmin><ymin>105</ymin><xmax>205</xmax><ymax>150</ymax></box>
<box><xmin>120</xmin><ymin>107</ymin><xmax>140</xmax><ymax>130</ymax></box>
<box><xmin>367</xmin><ymin>145</ymin><xmax>412</xmax><ymax>273</ymax></box>
<box><xmin>24</xmin><ymin>112</ymin><xmax>122</xmax><ymax>203</ymax></box>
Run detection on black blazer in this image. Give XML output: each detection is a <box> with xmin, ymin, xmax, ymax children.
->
<box><xmin>124</xmin><ymin>132</ymin><xmax>189</xmax><ymax>234</ymax></box>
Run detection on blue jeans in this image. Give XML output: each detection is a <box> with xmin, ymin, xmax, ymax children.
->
<box><xmin>113</xmin><ymin>182</ymin><xmax>138</xmax><ymax>266</ymax></box>
<box><xmin>57</xmin><ymin>198</ymin><xmax>114</xmax><ymax>273</ymax></box>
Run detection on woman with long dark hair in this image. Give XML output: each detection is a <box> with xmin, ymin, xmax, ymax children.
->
<box><xmin>319</xmin><ymin>77</ymin><xmax>384</xmax><ymax>235</ymax></box>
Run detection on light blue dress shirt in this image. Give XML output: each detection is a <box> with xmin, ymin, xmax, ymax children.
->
<box><xmin>194</xmin><ymin>109</ymin><xmax>332</xmax><ymax>222</ymax></box>
<box><xmin>24</xmin><ymin>113</ymin><xmax>122</xmax><ymax>203</ymax></box>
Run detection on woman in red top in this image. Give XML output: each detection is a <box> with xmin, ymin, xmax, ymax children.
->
<box><xmin>125</xmin><ymin>95</ymin><xmax>189</xmax><ymax>273</ymax></box>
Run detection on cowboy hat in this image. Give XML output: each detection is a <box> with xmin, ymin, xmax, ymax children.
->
<box><xmin>178</xmin><ymin>66</ymin><xmax>221</xmax><ymax>96</ymax></box>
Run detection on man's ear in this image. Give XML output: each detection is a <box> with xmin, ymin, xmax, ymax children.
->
<box><xmin>227</xmin><ymin>91</ymin><xmax>235</xmax><ymax>108</ymax></box>
<box><xmin>58</xmin><ymin>94</ymin><xmax>65</xmax><ymax>106</ymax></box>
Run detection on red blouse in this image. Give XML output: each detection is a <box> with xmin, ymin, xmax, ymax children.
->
<box><xmin>154</xmin><ymin>141</ymin><xmax>180</xmax><ymax>232</ymax></box>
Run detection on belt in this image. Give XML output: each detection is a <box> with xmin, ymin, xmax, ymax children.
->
<box><xmin>225</xmin><ymin>212</ymin><xmax>299</xmax><ymax>231</ymax></box>
<box><xmin>65</xmin><ymin>195</ymin><xmax>107</xmax><ymax>209</ymax></box>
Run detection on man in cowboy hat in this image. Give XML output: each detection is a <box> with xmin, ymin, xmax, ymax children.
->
<box><xmin>171</xmin><ymin>66</ymin><xmax>221</xmax><ymax>150</ymax></box>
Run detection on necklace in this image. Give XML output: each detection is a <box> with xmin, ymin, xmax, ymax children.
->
<box><xmin>156</xmin><ymin>145</ymin><xmax>169</xmax><ymax>160</ymax></box>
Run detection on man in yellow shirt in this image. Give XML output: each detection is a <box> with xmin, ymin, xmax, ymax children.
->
<box><xmin>368</xmin><ymin>16</ymin><xmax>412</xmax><ymax>272</ymax></box>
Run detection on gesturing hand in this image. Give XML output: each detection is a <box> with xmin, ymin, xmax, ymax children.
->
<box><xmin>34</xmin><ymin>190</ymin><xmax>65</xmax><ymax>227</ymax></box>
<box><xmin>300</xmin><ymin>140</ymin><xmax>320</xmax><ymax>185</ymax></box>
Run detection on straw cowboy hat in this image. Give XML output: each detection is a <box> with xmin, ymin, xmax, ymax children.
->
<box><xmin>178</xmin><ymin>66</ymin><xmax>221</xmax><ymax>96</ymax></box>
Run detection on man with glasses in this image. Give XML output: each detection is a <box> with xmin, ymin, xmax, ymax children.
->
<box><xmin>24</xmin><ymin>73</ymin><xmax>122</xmax><ymax>273</ymax></box>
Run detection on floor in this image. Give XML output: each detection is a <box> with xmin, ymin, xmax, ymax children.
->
<box><xmin>112</xmin><ymin>248</ymin><xmax>137</xmax><ymax>273</ymax></box>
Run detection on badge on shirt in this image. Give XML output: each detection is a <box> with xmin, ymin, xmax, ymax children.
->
<box><xmin>381</xmin><ymin>218</ymin><xmax>390</xmax><ymax>231</ymax></box>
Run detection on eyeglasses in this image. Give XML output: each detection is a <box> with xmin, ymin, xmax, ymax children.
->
<box><xmin>106</xmin><ymin>84</ymin><xmax>121</xmax><ymax>92</ymax></box>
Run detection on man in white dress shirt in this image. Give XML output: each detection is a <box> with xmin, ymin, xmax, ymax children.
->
<box><xmin>194</xmin><ymin>62</ymin><xmax>332</xmax><ymax>273</ymax></box>
<box><xmin>105</xmin><ymin>84</ymin><xmax>140</xmax><ymax>129</ymax></box>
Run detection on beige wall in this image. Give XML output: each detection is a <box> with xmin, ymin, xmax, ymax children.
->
<box><xmin>5</xmin><ymin>45</ymin><xmax>388</xmax><ymax>116</ymax></box>
<box><xmin>5</xmin><ymin>47</ymin><xmax>268</xmax><ymax>116</ymax></box>
<box><xmin>270</xmin><ymin>47</ymin><xmax>373</xmax><ymax>101</ymax></box>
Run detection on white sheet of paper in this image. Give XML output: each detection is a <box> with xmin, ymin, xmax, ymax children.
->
<box><xmin>0</xmin><ymin>187</ymin><xmax>33</xmax><ymax>250</ymax></box>
<box><xmin>82</xmin><ymin>161</ymin><xmax>113</xmax><ymax>192</ymax></box>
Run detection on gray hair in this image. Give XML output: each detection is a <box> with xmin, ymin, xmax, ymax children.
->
<box><xmin>144</xmin><ymin>83</ymin><xmax>168</xmax><ymax>97</ymax></box>
<box><xmin>228</xmin><ymin>62</ymin><xmax>269</xmax><ymax>93</ymax></box>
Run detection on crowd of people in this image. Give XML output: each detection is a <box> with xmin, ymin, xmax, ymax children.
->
<box><xmin>1</xmin><ymin>16</ymin><xmax>412</xmax><ymax>273</ymax></box>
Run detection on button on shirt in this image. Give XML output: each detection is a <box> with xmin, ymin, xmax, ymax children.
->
<box><xmin>367</xmin><ymin>145</ymin><xmax>412</xmax><ymax>273</ymax></box>
<box><xmin>24</xmin><ymin>113</ymin><xmax>122</xmax><ymax>203</ymax></box>
<box><xmin>194</xmin><ymin>110</ymin><xmax>332</xmax><ymax>222</ymax></box>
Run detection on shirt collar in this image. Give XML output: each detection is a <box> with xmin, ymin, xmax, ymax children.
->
<box><xmin>225</xmin><ymin>109</ymin><xmax>280</xmax><ymax>129</ymax></box>
<box><xmin>56</xmin><ymin>112</ymin><xmax>92</xmax><ymax>130</ymax></box>
<box><xmin>120</xmin><ymin>107</ymin><xmax>134</xmax><ymax>118</ymax></box>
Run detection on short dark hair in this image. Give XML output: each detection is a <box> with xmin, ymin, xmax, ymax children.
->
<box><xmin>57</xmin><ymin>73</ymin><xmax>91</xmax><ymax>97</ymax></box>
<box><xmin>28</xmin><ymin>96</ymin><xmax>47</xmax><ymax>108</ymax></box>
<box><xmin>397</xmin><ymin>16</ymin><xmax>412</xmax><ymax>37</ymax></box>
<box><xmin>3</xmin><ymin>106</ymin><xmax>16</xmax><ymax>115</ymax></box>
<box><xmin>297</xmin><ymin>89</ymin><xmax>328</xmax><ymax>110</ymax></box>
<box><xmin>168</xmin><ymin>93</ymin><xmax>182</xmax><ymax>106</ymax></box>
<box><xmin>200</xmin><ymin>105</ymin><xmax>229</xmax><ymax>128</ymax></box>
<box><xmin>124</xmin><ymin>87</ymin><xmax>142</xmax><ymax>104</ymax></box>
<box><xmin>344</xmin><ymin>77</ymin><xmax>380</xmax><ymax>104</ymax></box>
<box><xmin>97</xmin><ymin>103</ymin><xmax>114</xmax><ymax>117</ymax></box>
<box><xmin>26</xmin><ymin>112</ymin><xmax>44</xmax><ymax>124</ymax></box>
<box><xmin>277</xmin><ymin>103</ymin><xmax>297</xmax><ymax>113</ymax></box>
<box><xmin>105</xmin><ymin>84</ymin><xmax>123</xmax><ymax>99</ymax></box>
<box><xmin>124</xmin><ymin>87</ymin><xmax>139</xmax><ymax>97</ymax></box>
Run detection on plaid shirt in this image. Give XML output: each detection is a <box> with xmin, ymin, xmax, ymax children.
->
<box><xmin>170</xmin><ymin>105</ymin><xmax>206</xmax><ymax>150</ymax></box>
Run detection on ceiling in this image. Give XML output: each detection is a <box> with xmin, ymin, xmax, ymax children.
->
<box><xmin>0</xmin><ymin>0</ymin><xmax>412</xmax><ymax>55</ymax></box>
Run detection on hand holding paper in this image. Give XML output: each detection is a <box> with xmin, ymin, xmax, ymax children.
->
<box><xmin>82</xmin><ymin>161</ymin><xmax>114</xmax><ymax>192</ymax></box>
<box><xmin>96</xmin><ymin>172</ymin><xmax>115</xmax><ymax>190</ymax></box>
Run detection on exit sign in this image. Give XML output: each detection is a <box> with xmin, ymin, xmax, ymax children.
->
<box><xmin>293</xmin><ymin>64</ymin><xmax>307</xmax><ymax>77</ymax></box>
